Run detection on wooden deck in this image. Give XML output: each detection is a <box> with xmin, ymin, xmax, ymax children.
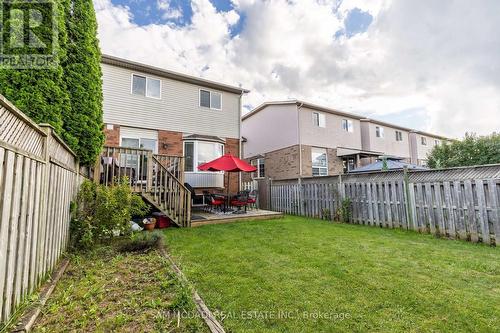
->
<box><xmin>190</xmin><ymin>209</ymin><xmax>284</xmax><ymax>227</ymax></box>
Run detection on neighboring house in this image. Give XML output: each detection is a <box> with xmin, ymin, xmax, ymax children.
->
<box><xmin>101</xmin><ymin>54</ymin><xmax>249</xmax><ymax>194</ymax></box>
<box><xmin>241</xmin><ymin>100</ymin><xmax>448</xmax><ymax>181</ymax></box>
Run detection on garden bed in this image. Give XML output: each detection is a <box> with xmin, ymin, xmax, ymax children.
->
<box><xmin>32</xmin><ymin>237</ymin><xmax>207</xmax><ymax>332</ymax></box>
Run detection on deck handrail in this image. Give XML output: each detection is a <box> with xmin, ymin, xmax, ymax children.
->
<box><xmin>95</xmin><ymin>146</ymin><xmax>191</xmax><ymax>227</ymax></box>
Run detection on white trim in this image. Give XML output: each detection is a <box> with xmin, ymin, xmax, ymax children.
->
<box><xmin>130</xmin><ymin>73</ymin><xmax>162</xmax><ymax>100</ymax></box>
<box><xmin>311</xmin><ymin>147</ymin><xmax>328</xmax><ymax>176</ymax></box>
<box><xmin>199</xmin><ymin>88</ymin><xmax>223</xmax><ymax>110</ymax></box>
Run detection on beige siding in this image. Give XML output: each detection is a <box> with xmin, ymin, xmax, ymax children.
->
<box><xmin>242</xmin><ymin>104</ymin><xmax>299</xmax><ymax>158</ymax></box>
<box><xmin>415</xmin><ymin>133</ymin><xmax>440</xmax><ymax>162</ymax></box>
<box><xmin>102</xmin><ymin>63</ymin><xmax>241</xmax><ymax>139</ymax></box>
<box><xmin>299</xmin><ymin>107</ymin><xmax>362</xmax><ymax>150</ymax></box>
<box><xmin>364</xmin><ymin>122</ymin><xmax>411</xmax><ymax>159</ymax></box>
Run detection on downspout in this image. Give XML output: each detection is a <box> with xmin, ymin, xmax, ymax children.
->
<box><xmin>238</xmin><ymin>92</ymin><xmax>243</xmax><ymax>191</ymax></box>
<box><xmin>297</xmin><ymin>101</ymin><xmax>304</xmax><ymax>179</ymax></box>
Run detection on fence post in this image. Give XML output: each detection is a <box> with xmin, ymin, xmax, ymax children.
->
<box><xmin>403</xmin><ymin>167</ymin><xmax>414</xmax><ymax>230</ymax></box>
<box><xmin>268</xmin><ymin>177</ymin><xmax>273</xmax><ymax>211</ymax></box>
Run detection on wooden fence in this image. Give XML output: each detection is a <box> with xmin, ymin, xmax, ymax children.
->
<box><xmin>270</xmin><ymin>165</ymin><xmax>500</xmax><ymax>245</ymax></box>
<box><xmin>0</xmin><ymin>95</ymin><xmax>80</xmax><ymax>325</ymax></box>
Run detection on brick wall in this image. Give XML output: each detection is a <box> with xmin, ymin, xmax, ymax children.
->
<box><xmin>225</xmin><ymin>138</ymin><xmax>240</xmax><ymax>194</ymax></box>
<box><xmin>104</xmin><ymin>124</ymin><xmax>120</xmax><ymax>146</ymax></box>
<box><xmin>158</xmin><ymin>130</ymin><xmax>183</xmax><ymax>156</ymax></box>
<box><xmin>264</xmin><ymin>145</ymin><xmax>301</xmax><ymax>180</ymax></box>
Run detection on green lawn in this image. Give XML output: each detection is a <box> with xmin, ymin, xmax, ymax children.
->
<box><xmin>164</xmin><ymin>216</ymin><xmax>500</xmax><ymax>333</ymax></box>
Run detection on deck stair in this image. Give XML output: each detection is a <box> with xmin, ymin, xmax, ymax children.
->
<box><xmin>96</xmin><ymin>146</ymin><xmax>191</xmax><ymax>227</ymax></box>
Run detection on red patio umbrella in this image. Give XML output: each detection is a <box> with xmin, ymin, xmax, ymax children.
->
<box><xmin>198</xmin><ymin>154</ymin><xmax>256</xmax><ymax>210</ymax></box>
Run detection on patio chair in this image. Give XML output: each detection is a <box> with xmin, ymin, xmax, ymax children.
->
<box><xmin>207</xmin><ymin>193</ymin><xmax>225</xmax><ymax>212</ymax></box>
<box><xmin>247</xmin><ymin>189</ymin><xmax>257</xmax><ymax>210</ymax></box>
<box><xmin>230</xmin><ymin>191</ymin><xmax>249</xmax><ymax>214</ymax></box>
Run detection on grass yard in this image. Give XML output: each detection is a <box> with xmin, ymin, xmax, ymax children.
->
<box><xmin>32</xmin><ymin>238</ymin><xmax>207</xmax><ymax>333</ymax></box>
<box><xmin>164</xmin><ymin>216</ymin><xmax>500</xmax><ymax>333</ymax></box>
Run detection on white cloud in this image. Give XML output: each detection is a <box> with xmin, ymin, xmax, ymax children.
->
<box><xmin>157</xmin><ymin>0</ymin><xmax>182</xmax><ymax>20</ymax></box>
<box><xmin>94</xmin><ymin>0</ymin><xmax>500</xmax><ymax>137</ymax></box>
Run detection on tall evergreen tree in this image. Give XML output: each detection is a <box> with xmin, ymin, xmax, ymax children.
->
<box><xmin>0</xmin><ymin>0</ymin><xmax>70</xmax><ymax>134</ymax></box>
<box><xmin>62</xmin><ymin>0</ymin><xmax>104</xmax><ymax>164</ymax></box>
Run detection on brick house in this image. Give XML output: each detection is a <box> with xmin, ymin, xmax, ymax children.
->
<box><xmin>101</xmin><ymin>54</ymin><xmax>249</xmax><ymax>194</ymax></box>
<box><xmin>241</xmin><ymin>100</ymin><xmax>448</xmax><ymax>181</ymax></box>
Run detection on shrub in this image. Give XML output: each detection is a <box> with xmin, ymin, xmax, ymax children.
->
<box><xmin>119</xmin><ymin>231</ymin><xmax>164</xmax><ymax>253</ymax></box>
<box><xmin>70</xmin><ymin>178</ymin><xmax>149</xmax><ymax>250</ymax></box>
<box><xmin>336</xmin><ymin>198</ymin><xmax>352</xmax><ymax>223</ymax></box>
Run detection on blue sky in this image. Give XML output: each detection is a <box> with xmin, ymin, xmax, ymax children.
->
<box><xmin>110</xmin><ymin>0</ymin><xmax>371</xmax><ymax>38</ymax></box>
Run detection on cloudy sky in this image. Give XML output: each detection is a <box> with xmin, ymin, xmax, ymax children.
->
<box><xmin>94</xmin><ymin>0</ymin><xmax>500</xmax><ymax>138</ymax></box>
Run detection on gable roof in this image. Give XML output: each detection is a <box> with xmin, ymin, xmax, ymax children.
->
<box><xmin>101</xmin><ymin>54</ymin><xmax>250</xmax><ymax>95</ymax></box>
<box><xmin>242</xmin><ymin>100</ymin><xmax>450</xmax><ymax>140</ymax></box>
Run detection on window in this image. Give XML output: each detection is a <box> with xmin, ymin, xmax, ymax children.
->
<box><xmin>434</xmin><ymin>139</ymin><xmax>440</xmax><ymax>146</ymax></box>
<box><xmin>395</xmin><ymin>131</ymin><xmax>403</xmax><ymax>141</ymax></box>
<box><xmin>342</xmin><ymin>119</ymin><xmax>353</xmax><ymax>132</ymax></box>
<box><xmin>421</xmin><ymin>137</ymin><xmax>427</xmax><ymax>145</ymax></box>
<box><xmin>131</xmin><ymin>74</ymin><xmax>161</xmax><ymax>99</ymax></box>
<box><xmin>376</xmin><ymin>126</ymin><xmax>384</xmax><ymax>138</ymax></box>
<box><xmin>199</xmin><ymin>89</ymin><xmax>222</xmax><ymax>110</ymax></box>
<box><xmin>184</xmin><ymin>141</ymin><xmax>224</xmax><ymax>172</ymax></box>
<box><xmin>312</xmin><ymin>112</ymin><xmax>326</xmax><ymax>127</ymax></box>
<box><xmin>251</xmin><ymin>158</ymin><xmax>265</xmax><ymax>179</ymax></box>
<box><xmin>312</xmin><ymin>147</ymin><xmax>328</xmax><ymax>176</ymax></box>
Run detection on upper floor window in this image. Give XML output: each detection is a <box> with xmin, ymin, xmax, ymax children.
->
<box><xmin>421</xmin><ymin>137</ymin><xmax>427</xmax><ymax>145</ymax></box>
<box><xmin>200</xmin><ymin>89</ymin><xmax>222</xmax><ymax>110</ymax></box>
<box><xmin>184</xmin><ymin>140</ymin><xmax>224</xmax><ymax>172</ymax></box>
<box><xmin>434</xmin><ymin>139</ymin><xmax>440</xmax><ymax>146</ymax></box>
<box><xmin>251</xmin><ymin>158</ymin><xmax>265</xmax><ymax>179</ymax></box>
<box><xmin>132</xmin><ymin>74</ymin><xmax>161</xmax><ymax>99</ymax></box>
<box><xmin>342</xmin><ymin>119</ymin><xmax>353</xmax><ymax>132</ymax></box>
<box><xmin>312</xmin><ymin>147</ymin><xmax>328</xmax><ymax>176</ymax></box>
<box><xmin>312</xmin><ymin>112</ymin><xmax>326</xmax><ymax>127</ymax></box>
<box><xmin>395</xmin><ymin>131</ymin><xmax>403</xmax><ymax>142</ymax></box>
<box><xmin>376</xmin><ymin>126</ymin><xmax>384</xmax><ymax>138</ymax></box>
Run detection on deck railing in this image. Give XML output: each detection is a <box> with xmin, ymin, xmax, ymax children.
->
<box><xmin>95</xmin><ymin>146</ymin><xmax>191</xmax><ymax>227</ymax></box>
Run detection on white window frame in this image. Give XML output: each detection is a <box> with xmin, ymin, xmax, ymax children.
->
<box><xmin>434</xmin><ymin>139</ymin><xmax>440</xmax><ymax>146</ymax></box>
<box><xmin>183</xmin><ymin>140</ymin><xmax>224</xmax><ymax>173</ymax></box>
<box><xmin>311</xmin><ymin>147</ymin><xmax>328</xmax><ymax>177</ymax></box>
<box><xmin>312</xmin><ymin>112</ymin><xmax>326</xmax><ymax>128</ymax></box>
<box><xmin>342</xmin><ymin>119</ymin><xmax>353</xmax><ymax>132</ymax></box>
<box><xmin>251</xmin><ymin>158</ymin><xmax>265</xmax><ymax>179</ymax></box>
<box><xmin>376</xmin><ymin>126</ymin><xmax>384</xmax><ymax>138</ymax></box>
<box><xmin>199</xmin><ymin>89</ymin><xmax>222</xmax><ymax>110</ymax></box>
<box><xmin>421</xmin><ymin>137</ymin><xmax>427</xmax><ymax>146</ymax></box>
<box><xmin>130</xmin><ymin>73</ymin><xmax>162</xmax><ymax>99</ymax></box>
<box><xmin>395</xmin><ymin>130</ymin><xmax>403</xmax><ymax>142</ymax></box>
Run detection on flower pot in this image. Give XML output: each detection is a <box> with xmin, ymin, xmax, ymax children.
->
<box><xmin>143</xmin><ymin>218</ymin><xmax>156</xmax><ymax>231</ymax></box>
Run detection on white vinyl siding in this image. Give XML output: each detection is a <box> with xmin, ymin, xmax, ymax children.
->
<box><xmin>102</xmin><ymin>64</ymin><xmax>240</xmax><ymax>139</ymax></box>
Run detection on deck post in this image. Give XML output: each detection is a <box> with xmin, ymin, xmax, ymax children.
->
<box><xmin>146</xmin><ymin>150</ymin><xmax>153</xmax><ymax>192</ymax></box>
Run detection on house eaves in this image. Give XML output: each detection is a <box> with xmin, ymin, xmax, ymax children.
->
<box><xmin>101</xmin><ymin>54</ymin><xmax>250</xmax><ymax>95</ymax></box>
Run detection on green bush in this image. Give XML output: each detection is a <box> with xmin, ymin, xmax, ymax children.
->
<box><xmin>336</xmin><ymin>198</ymin><xmax>352</xmax><ymax>223</ymax></box>
<box><xmin>70</xmin><ymin>178</ymin><xmax>149</xmax><ymax>250</ymax></box>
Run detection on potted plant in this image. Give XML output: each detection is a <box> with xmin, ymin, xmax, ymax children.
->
<box><xmin>143</xmin><ymin>217</ymin><xmax>156</xmax><ymax>231</ymax></box>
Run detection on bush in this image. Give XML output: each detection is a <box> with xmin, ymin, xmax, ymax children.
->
<box><xmin>336</xmin><ymin>198</ymin><xmax>352</xmax><ymax>223</ymax></box>
<box><xmin>119</xmin><ymin>231</ymin><xmax>164</xmax><ymax>253</ymax></box>
<box><xmin>70</xmin><ymin>178</ymin><xmax>149</xmax><ymax>250</ymax></box>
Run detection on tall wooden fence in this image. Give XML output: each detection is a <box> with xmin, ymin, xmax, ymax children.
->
<box><xmin>0</xmin><ymin>95</ymin><xmax>80</xmax><ymax>325</ymax></box>
<box><xmin>270</xmin><ymin>165</ymin><xmax>500</xmax><ymax>245</ymax></box>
